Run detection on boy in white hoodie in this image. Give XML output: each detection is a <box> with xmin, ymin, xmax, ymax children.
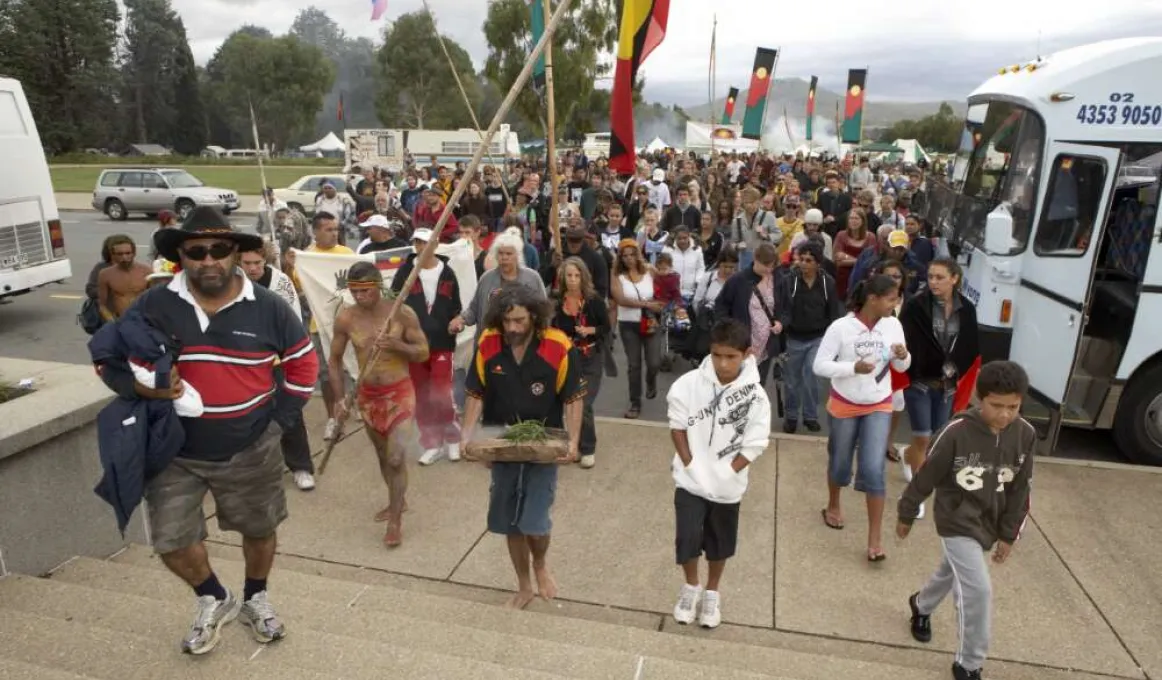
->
<box><xmin>667</xmin><ymin>318</ymin><xmax>772</xmax><ymax>629</ymax></box>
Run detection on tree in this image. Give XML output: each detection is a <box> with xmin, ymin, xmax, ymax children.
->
<box><xmin>879</xmin><ymin>102</ymin><xmax>962</xmax><ymax>153</ymax></box>
<box><xmin>168</xmin><ymin>23</ymin><xmax>206</xmax><ymax>155</ymax></box>
<box><xmin>375</xmin><ymin>12</ymin><xmax>479</xmax><ymax>130</ymax></box>
<box><xmin>290</xmin><ymin>7</ymin><xmax>379</xmax><ymax>134</ymax></box>
<box><xmin>483</xmin><ymin>0</ymin><xmax>618</xmax><ymax>133</ymax></box>
<box><xmin>0</xmin><ymin>0</ymin><xmax>120</xmax><ymax>153</ymax></box>
<box><xmin>204</xmin><ymin>31</ymin><xmax>335</xmax><ymax>150</ymax></box>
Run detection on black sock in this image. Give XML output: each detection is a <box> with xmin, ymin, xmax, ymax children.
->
<box><xmin>244</xmin><ymin>577</ymin><xmax>268</xmax><ymax>601</ymax></box>
<box><xmin>192</xmin><ymin>572</ymin><xmax>227</xmax><ymax>600</ymax></box>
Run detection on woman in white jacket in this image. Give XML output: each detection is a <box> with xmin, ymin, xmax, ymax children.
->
<box><xmin>813</xmin><ymin>274</ymin><xmax>911</xmax><ymax>562</ymax></box>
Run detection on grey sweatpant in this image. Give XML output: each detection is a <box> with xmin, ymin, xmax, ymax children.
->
<box><xmin>915</xmin><ymin>535</ymin><xmax>992</xmax><ymax>672</ymax></box>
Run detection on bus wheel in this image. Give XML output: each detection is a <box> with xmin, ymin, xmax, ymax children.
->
<box><xmin>1113</xmin><ymin>362</ymin><xmax>1162</xmax><ymax>466</ymax></box>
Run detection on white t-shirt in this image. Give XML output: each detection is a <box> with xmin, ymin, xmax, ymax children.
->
<box><xmin>617</xmin><ymin>273</ymin><xmax>654</xmax><ymax>323</ymax></box>
<box><xmin>418</xmin><ymin>261</ymin><xmax>444</xmax><ymax>310</ymax></box>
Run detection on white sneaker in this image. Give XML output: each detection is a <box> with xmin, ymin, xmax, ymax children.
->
<box><xmin>916</xmin><ymin>501</ymin><xmax>926</xmax><ymax>520</ymax></box>
<box><xmin>699</xmin><ymin>590</ymin><xmax>722</xmax><ymax>629</ymax></box>
<box><xmin>418</xmin><ymin>448</ymin><xmax>444</xmax><ymax>466</ymax></box>
<box><xmin>579</xmin><ymin>454</ymin><xmax>596</xmax><ymax>469</ymax></box>
<box><xmin>673</xmin><ymin>583</ymin><xmax>702</xmax><ymax>625</ymax></box>
<box><xmin>292</xmin><ymin>470</ymin><xmax>316</xmax><ymax>491</ymax></box>
<box><xmin>446</xmin><ymin>442</ymin><xmax>461</xmax><ymax>462</ymax></box>
<box><xmin>901</xmin><ymin>455</ymin><xmax>914</xmax><ymax>483</ymax></box>
<box><xmin>323</xmin><ymin>418</ymin><xmax>339</xmax><ymax>441</ymax></box>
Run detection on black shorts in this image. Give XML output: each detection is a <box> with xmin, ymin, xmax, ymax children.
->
<box><xmin>674</xmin><ymin>487</ymin><xmax>740</xmax><ymax>564</ymax></box>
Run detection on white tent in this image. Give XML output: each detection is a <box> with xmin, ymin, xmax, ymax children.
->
<box><xmin>300</xmin><ymin>132</ymin><xmax>345</xmax><ymax>153</ymax></box>
<box><xmin>644</xmin><ymin>136</ymin><xmax>670</xmax><ymax>153</ymax></box>
<box><xmin>890</xmin><ymin>139</ymin><xmax>932</xmax><ymax>166</ymax></box>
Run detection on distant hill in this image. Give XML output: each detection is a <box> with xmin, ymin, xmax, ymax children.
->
<box><xmin>684</xmin><ymin>77</ymin><xmax>965</xmax><ymax>129</ymax></box>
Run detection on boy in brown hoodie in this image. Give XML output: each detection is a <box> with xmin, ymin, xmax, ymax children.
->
<box><xmin>897</xmin><ymin>361</ymin><xmax>1036</xmax><ymax>680</ymax></box>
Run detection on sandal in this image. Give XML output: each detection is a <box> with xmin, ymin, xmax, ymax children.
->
<box><xmin>886</xmin><ymin>447</ymin><xmax>901</xmax><ymax>463</ymax></box>
<box><xmin>624</xmin><ymin>407</ymin><xmax>640</xmax><ymax>420</ymax></box>
<box><xmin>867</xmin><ymin>549</ymin><xmax>887</xmax><ymax>563</ymax></box>
<box><xmin>821</xmin><ymin>508</ymin><xmax>844</xmax><ymax>530</ymax></box>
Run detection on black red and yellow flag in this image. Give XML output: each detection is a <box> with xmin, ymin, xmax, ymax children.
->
<box><xmin>609</xmin><ymin>0</ymin><xmax>670</xmax><ymax>173</ymax></box>
<box><xmin>742</xmin><ymin>47</ymin><xmax>777</xmax><ymax>140</ymax></box>
<box><xmin>722</xmin><ymin>87</ymin><xmax>739</xmax><ymax>124</ymax></box>
<box><xmin>841</xmin><ymin>69</ymin><xmax>867</xmax><ymax>144</ymax></box>
<box><xmin>804</xmin><ymin>76</ymin><xmax>818</xmax><ymax>140</ymax></box>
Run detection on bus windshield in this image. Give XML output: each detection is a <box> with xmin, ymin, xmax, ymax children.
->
<box><xmin>930</xmin><ymin>100</ymin><xmax>1046</xmax><ymax>255</ymax></box>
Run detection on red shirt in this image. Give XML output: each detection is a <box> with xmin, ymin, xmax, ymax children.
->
<box><xmin>414</xmin><ymin>202</ymin><xmax>459</xmax><ymax>242</ymax></box>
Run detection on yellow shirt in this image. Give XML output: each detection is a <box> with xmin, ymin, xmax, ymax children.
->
<box><xmin>293</xmin><ymin>243</ymin><xmax>355</xmax><ymax>333</ymax></box>
<box><xmin>776</xmin><ymin>218</ymin><xmax>804</xmax><ymax>255</ymax></box>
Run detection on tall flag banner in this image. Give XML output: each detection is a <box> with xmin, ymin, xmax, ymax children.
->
<box><xmin>337</xmin><ymin>92</ymin><xmax>345</xmax><ymax>123</ymax></box>
<box><xmin>722</xmin><ymin>87</ymin><xmax>739</xmax><ymax>124</ymax></box>
<box><xmin>841</xmin><ymin>69</ymin><xmax>867</xmax><ymax>144</ymax></box>
<box><xmin>741</xmin><ymin>47</ymin><xmax>778</xmax><ymax>141</ymax></box>
<box><xmin>609</xmin><ymin>0</ymin><xmax>671</xmax><ymax>173</ymax></box>
<box><xmin>529</xmin><ymin>0</ymin><xmax>546</xmax><ymax>91</ymax></box>
<box><xmin>805</xmin><ymin>76</ymin><xmax>818</xmax><ymax>140</ymax></box>
<box><xmin>371</xmin><ymin>0</ymin><xmax>387</xmax><ymax>21</ymax></box>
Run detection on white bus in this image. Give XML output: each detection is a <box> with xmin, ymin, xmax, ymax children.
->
<box><xmin>928</xmin><ymin>38</ymin><xmax>1162</xmax><ymax>464</ymax></box>
<box><xmin>344</xmin><ymin>126</ymin><xmax>520</xmax><ymax>172</ymax></box>
<box><xmin>0</xmin><ymin>78</ymin><xmax>71</xmax><ymax>300</ymax></box>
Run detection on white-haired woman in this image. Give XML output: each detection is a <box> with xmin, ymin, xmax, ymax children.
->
<box><xmin>451</xmin><ymin>229</ymin><xmax>547</xmax><ymax>343</ymax></box>
<box><xmin>493</xmin><ymin>217</ymin><xmax>540</xmax><ymax>272</ymax></box>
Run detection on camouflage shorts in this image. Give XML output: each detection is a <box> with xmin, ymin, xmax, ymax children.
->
<box><xmin>144</xmin><ymin>423</ymin><xmax>288</xmax><ymax>554</ymax></box>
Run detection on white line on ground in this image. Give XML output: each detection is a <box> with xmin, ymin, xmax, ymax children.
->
<box><xmin>346</xmin><ymin>584</ymin><xmax>370</xmax><ymax>608</ymax></box>
<box><xmin>0</xmin><ymin>547</ymin><xmax>7</xmax><ymax>577</ymax></box>
<box><xmin>49</xmin><ymin>294</ymin><xmax>84</xmax><ymax>300</ymax></box>
<box><xmin>633</xmin><ymin>655</ymin><xmax>645</xmax><ymax>680</ymax></box>
<box><xmin>248</xmin><ymin>647</ymin><xmax>264</xmax><ymax>661</ymax></box>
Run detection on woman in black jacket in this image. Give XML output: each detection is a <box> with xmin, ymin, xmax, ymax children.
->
<box><xmin>899</xmin><ymin>257</ymin><xmax>980</xmax><ymax>515</ymax></box>
<box><xmin>714</xmin><ymin>242</ymin><xmax>782</xmax><ymax>386</ymax></box>
<box><xmin>552</xmin><ymin>257</ymin><xmax>610</xmax><ymax>468</ymax></box>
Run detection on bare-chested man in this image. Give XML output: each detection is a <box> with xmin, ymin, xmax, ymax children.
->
<box><xmin>330</xmin><ymin>262</ymin><xmax>429</xmax><ymax>548</ymax></box>
<box><xmin>97</xmin><ymin>235</ymin><xmax>151</xmax><ymax>320</ymax></box>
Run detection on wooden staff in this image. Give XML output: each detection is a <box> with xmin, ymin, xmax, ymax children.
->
<box><xmin>420</xmin><ymin>0</ymin><xmax>512</xmax><ymax>206</ymax></box>
<box><xmin>543</xmin><ymin>0</ymin><xmax>561</xmax><ymax>256</ymax></box>
<box><xmin>319</xmin><ymin>0</ymin><xmax>577</xmax><ymax>473</ymax></box>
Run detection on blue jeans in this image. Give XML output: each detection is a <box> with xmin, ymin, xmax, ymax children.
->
<box><xmin>827</xmin><ymin>411</ymin><xmax>892</xmax><ymax>496</ymax></box>
<box><xmin>903</xmin><ymin>384</ymin><xmax>954</xmax><ymax>437</ymax></box>
<box><xmin>784</xmin><ymin>336</ymin><xmax>822</xmax><ymax>422</ymax></box>
<box><xmin>739</xmin><ymin>248</ymin><xmax>754</xmax><ymax>271</ymax></box>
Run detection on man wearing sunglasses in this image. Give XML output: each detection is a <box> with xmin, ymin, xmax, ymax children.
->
<box><xmin>98</xmin><ymin>206</ymin><xmax>317</xmax><ymax>656</ymax></box>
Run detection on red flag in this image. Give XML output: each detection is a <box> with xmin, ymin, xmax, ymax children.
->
<box><xmin>953</xmin><ymin>356</ymin><xmax>983</xmax><ymax>414</ymax></box>
<box><xmin>609</xmin><ymin>0</ymin><xmax>670</xmax><ymax>174</ymax></box>
<box><xmin>337</xmin><ymin>92</ymin><xmax>345</xmax><ymax>123</ymax></box>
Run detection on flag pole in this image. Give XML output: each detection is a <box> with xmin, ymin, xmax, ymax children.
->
<box><xmin>835</xmin><ymin>99</ymin><xmax>842</xmax><ymax>158</ymax></box>
<box><xmin>708</xmin><ymin>15</ymin><xmax>716</xmax><ymax>160</ymax></box>
<box><xmin>318</xmin><ymin>0</ymin><xmax>577</xmax><ymax>473</ymax></box>
<box><xmin>248</xmin><ymin>97</ymin><xmax>279</xmax><ymax>265</ymax></box>
<box><xmin>421</xmin><ymin>0</ymin><xmax>512</xmax><ymax>206</ymax></box>
<box><xmin>543</xmin><ymin>0</ymin><xmax>561</xmax><ymax>256</ymax></box>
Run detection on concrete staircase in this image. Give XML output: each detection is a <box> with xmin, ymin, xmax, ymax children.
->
<box><xmin>0</xmin><ymin>545</ymin><xmax>941</xmax><ymax>680</ymax></box>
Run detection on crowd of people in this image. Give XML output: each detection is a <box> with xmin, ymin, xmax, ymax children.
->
<box><xmin>84</xmin><ymin>147</ymin><xmax>1033</xmax><ymax>680</ymax></box>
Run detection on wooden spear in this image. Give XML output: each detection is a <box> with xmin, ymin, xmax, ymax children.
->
<box><xmin>543</xmin><ymin>0</ymin><xmax>562</xmax><ymax>257</ymax></box>
<box><xmin>319</xmin><ymin>0</ymin><xmax>577</xmax><ymax>473</ymax></box>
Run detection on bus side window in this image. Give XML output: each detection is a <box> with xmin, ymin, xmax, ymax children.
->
<box><xmin>1033</xmin><ymin>155</ymin><xmax>1107</xmax><ymax>256</ymax></box>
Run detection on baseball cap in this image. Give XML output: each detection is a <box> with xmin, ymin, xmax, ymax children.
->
<box><xmin>804</xmin><ymin>208</ymin><xmax>823</xmax><ymax>225</ymax></box>
<box><xmin>888</xmin><ymin>230</ymin><xmax>910</xmax><ymax>248</ymax></box>
<box><xmin>411</xmin><ymin>227</ymin><xmax>434</xmax><ymax>242</ymax></box>
<box><xmin>359</xmin><ymin>214</ymin><xmax>391</xmax><ymax>229</ymax></box>
<box><xmin>652</xmin><ymin>169</ymin><xmax>665</xmax><ymax>182</ymax></box>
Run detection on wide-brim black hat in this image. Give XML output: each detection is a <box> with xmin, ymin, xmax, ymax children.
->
<box><xmin>155</xmin><ymin>205</ymin><xmax>264</xmax><ymax>263</ymax></box>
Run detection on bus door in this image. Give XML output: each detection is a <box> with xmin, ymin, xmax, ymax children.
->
<box><xmin>1008</xmin><ymin>142</ymin><xmax>1120</xmax><ymax>454</ymax></box>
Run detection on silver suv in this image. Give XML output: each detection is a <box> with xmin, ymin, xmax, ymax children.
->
<box><xmin>92</xmin><ymin>168</ymin><xmax>240</xmax><ymax>221</ymax></box>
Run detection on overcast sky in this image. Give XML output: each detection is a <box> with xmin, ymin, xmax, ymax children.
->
<box><xmin>175</xmin><ymin>0</ymin><xmax>1162</xmax><ymax>103</ymax></box>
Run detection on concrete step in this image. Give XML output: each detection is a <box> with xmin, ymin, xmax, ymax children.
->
<box><xmin>45</xmin><ymin>558</ymin><xmax>786</xmax><ymax>680</ymax></box>
<box><xmin>104</xmin><ymin>545</ymin><xmax>936</xmax><ymax>680</ymax></box>
<box><xmin>0</xmin><ymin>602</ymin><xmax>336</xmax><ymax>680</ymax></box>
<box><xmin>0</xmin><ymin>573</ymin><xmax>570</xmax><ymax>680</ymax></box>
<box><xmin>0</xmin><ymin>657</ymin><xmax>90</xmax><ymax>680</ymax></box>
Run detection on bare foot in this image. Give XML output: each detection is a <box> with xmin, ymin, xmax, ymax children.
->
<box><xmin>374</xmin><ymin>500</ymin><xmax>408</xmax><ymax>522</ymax></box>
<box><xmin>383</xmin><ymin>520</ymin><xmax>402</xmax><ymax>548</ymax></box>
<box><xmin>505</xmin><ymin>590</ymin><xmax>536</xmax><ymax>609</ymax></box>
<box><xmin>534</xmin><ymin>565</ymin><xmax>558</xmax><ymax>601</ymax></box>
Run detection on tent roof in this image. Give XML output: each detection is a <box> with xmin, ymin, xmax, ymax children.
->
<box><xmin>858</xmin><ymin>141</ymin><xmax>903</xmax><ymax>153</ymax></box>
<box><xmin>645</xmin><ymin>136</ymin><xmax>669</xmax><ymax>152</ymax></box>
<box><xmin>300</xmin><ymin>131</ymin><xmax>344</xmax><ymax>153</ymax></box>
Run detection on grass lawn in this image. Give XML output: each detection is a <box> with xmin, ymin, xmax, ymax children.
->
<box><xmin>50</xmin><ymin>165</ymin><xmax>342</xmax><ymax>195</ymax></box>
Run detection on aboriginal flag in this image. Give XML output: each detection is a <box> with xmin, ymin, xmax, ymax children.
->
<box><xmin>805</xmin><ymin>76</ymin><xmax>818</xmax><ymax>140</ymax></box>
<box><xmin>529</xmin><ymin>0</ymin><xmax>546</xmax><ymax>91</ymax></box>
<box><xmin>841</xmin><ymin>69</ymin><xmax>867</xmax><ymax>144</ymax></box>
<box><xmin>609</xmin><ymin>0</ymin><xmax>670</xmax><ymax>174</ymax></box>
<box><xmin>722</xmin><ymin>87</ymin><xmax>739</xmax><ymax>124</ymax></box>
<box><xmin>742</xmin><ymin>47</ymin><xmax>777</xmax><ymax>141</ymax></box>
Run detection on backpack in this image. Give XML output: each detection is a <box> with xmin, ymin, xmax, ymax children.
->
<box><xmin>78</xmin><ymin>297</ymin><xmax>104</xmax><ymax>336</ymax></box>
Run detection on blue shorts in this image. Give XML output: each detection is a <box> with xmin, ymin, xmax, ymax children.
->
<box><xmin>488</xmin><ymin>462</ymin><xmax>558</xmax><ymax>536</ymax></box>
<box><xmin>827</xmin><ymin>411</ymin><xmax>892</xmax><ymax>496</ymax></box>
<box><xmin>903</xmin><ymin>384</ymin><xmax>953</xmax><ymax>437</ymax></box>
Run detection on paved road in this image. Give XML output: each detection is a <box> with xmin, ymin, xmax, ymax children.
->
<box><xmin>0</xmin><ymin>210</ymin><xmax>1126</xmax><ymax>464</ymax></box>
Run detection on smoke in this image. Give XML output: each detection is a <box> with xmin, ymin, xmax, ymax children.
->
<box><xmin>761</xmin><ymin>114</ymin><xmax>842</xmax><ymax>155</ymax></box>
<box><xmin>635</xmin><ymin>110</ymin><xmax>688</xmax><ymax>150</ymax></box>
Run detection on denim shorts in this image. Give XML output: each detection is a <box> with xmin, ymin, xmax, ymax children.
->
<box><xmin>826</xmin><ymin>411</ymin><xmax>892</xmax><ymax>496</ymax></box>
<box><xmin>903</xmin><ymin>384</ymin><xmax>954</xmax><ymax>437</ymax></box>
<box><xmin>488</xmin><ymin>462</ymin><xmax>558</xmax><ymax>536</ymax></box>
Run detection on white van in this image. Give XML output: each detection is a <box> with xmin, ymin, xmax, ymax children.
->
<box><xmin>0</xmin><ymin>77</ymin><xmax>71</xmax><ymax>300</ymax></box>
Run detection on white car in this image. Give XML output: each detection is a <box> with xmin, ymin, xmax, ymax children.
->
<box><xmin>92</xmin><ymin>167</ymin><xmax>239</xmax><ymax>221</ymax></box>
<box><xmin>273</xmin><ymin>174</ymin><xmax>349</xmax><ymax>213</ymax></box>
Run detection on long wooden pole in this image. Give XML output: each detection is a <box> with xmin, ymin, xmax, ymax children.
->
<box><xmin>708</xmin><ymin>15</ymin><xmax>716</xmax><ymax>160</ymax></box>
<box><xmin>320</xmin><ymin>0</ymin><xmax>577</xmax><ymax>471</ymax></box>
<box><xmin>248</xmin><ymin>98</ymin><xmax>279</xmax><ymax>264</ymax></box>
<box><xmin>420</xmin><ymin>0</ymin><xmax>512</xmax><ymax>206</ymax></box>
<box><xmin>543</xmin><ymin>0</ymin><xmax>561</xmax><ymax>255</ymax></box>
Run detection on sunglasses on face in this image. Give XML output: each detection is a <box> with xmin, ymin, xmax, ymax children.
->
<box><xmin>182</xmin><ymin>242</ymin><xmax>236</xmax><ymax>261</ymax></box>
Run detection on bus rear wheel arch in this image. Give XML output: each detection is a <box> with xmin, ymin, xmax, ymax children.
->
<box><xmin>1113</xmin><ymin>359</ymin><xmax>1162</xmax><ymax>466</ymax></box>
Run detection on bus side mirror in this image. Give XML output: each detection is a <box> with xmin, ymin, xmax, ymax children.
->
<box><xmin>984</xmin><ymin>204</ymin><xmax>1014</xmax><ymax>254</ymax></box>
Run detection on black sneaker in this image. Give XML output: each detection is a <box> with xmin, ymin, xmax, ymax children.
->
<box><xmin>783</xmin><ymin>419</ymin><xmax>798</xmax><ymax>434</ymax></box>
<box><xmin>909</xmin><ymin>592</ymin><xmax>932</xmax><ymax>643</ymax></box>
<box><xmin>803</xmin><ymin>420</ymin><xmax>821</xmax><ymax>433</ymax></box>
<box><xmin>646</xmin><ymin>385</ymin><xmax>657</xmax><ymax>400</ymax></box>
<box><xmin>952</xmin><ymin>662</ymin><xmax>982</xmax><ymax>680</ymax></box>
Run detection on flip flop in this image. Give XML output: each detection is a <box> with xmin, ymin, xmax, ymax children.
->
<box><xmin>867</xmin><ymin>550</ymin><xmax>887</xmax><ymax>563</ymax></box>
<box><xmin>821</xmin><ymin>508</ymin><xmax>844</xmax><ymax>530</ymax></box>
<box><xmin>886</xmin><ymin>447</ymin><xmax>901</xmax><ymax>462</ymax></box>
